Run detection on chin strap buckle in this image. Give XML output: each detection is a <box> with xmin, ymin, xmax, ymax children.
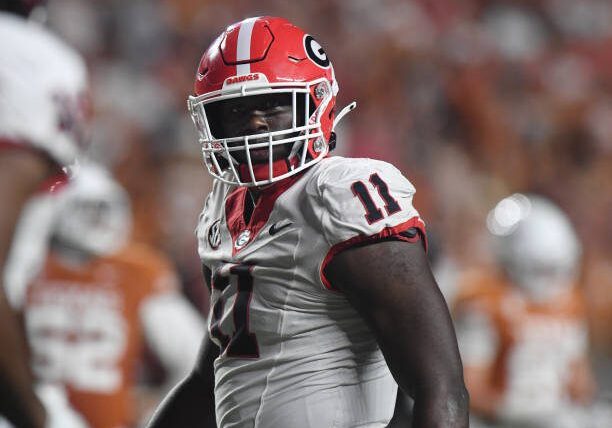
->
<box><xmin>328</xmin><ymin>132</ymin><xmax>337</xmax><ymax>151</ymax></box>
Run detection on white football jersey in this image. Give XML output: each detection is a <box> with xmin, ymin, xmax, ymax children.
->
<box><xmin>0</xmin><ymin>12</ymin><xmax>87</xmax><ymax>166</ymax></box>
<box><xmin>197</xmin><ymin>156</ymin><xmax>426</xmax><ymax>428</ymax></box>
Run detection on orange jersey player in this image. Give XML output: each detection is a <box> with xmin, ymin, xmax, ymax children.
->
<box><xmin>453</xmin><ymin>194</ymin><xmax>595</xmax><ymax>428</ymax></box>
<box><xmin>22</xmin><ymin>164</ymin><xmax>205</xmax><ymax>428</ymax></box>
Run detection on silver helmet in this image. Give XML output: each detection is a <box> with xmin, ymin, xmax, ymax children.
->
<box><xmin>487</xmin><ymin>193</ymin><xmax>582</xmax><ymax>301</ymax></box>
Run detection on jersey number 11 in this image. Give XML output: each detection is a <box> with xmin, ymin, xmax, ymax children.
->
<box><xmin>210</xmin><ymin>264</ymin><xmax>260</xmax><ymax>358</ymax></box>
<box><xmin>352</xmin><ymin>173</ymin><xmax>401</xmax><ymax>223</ymax></box>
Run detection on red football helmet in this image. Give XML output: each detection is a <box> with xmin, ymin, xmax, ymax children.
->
<box><xmin>188</xmin><ymin>16</ymin><xmax>355</xmax><ymax>187</ymax></box>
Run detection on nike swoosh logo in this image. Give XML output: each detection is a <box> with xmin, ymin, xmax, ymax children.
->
<box><xmin>269</xmin><ymin>221</ymin><xmax>293</xmax><ymax>235</ymax></box>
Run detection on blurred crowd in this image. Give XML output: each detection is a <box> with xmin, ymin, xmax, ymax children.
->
<box><xmin>39</xmin><ymin>0</ymin><xmax>612</xmax><ymax>422</ymax></box>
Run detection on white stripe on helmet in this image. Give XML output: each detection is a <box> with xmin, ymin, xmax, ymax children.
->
<box><xmin>236</xmin><ymin>17</ymin><xmax>258</xmax><ymax>75</ymax></box>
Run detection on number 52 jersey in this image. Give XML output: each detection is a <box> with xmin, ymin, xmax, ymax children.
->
<box><xmin>197</xmin><ymin>156</ymin><xmax>426</xmax><ymax>428</ymax></box>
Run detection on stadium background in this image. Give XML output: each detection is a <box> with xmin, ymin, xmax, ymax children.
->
<box><xmin>42</xmin><ymin>0</ymin><xmax>612</xmax><ymax>406</ymax></box>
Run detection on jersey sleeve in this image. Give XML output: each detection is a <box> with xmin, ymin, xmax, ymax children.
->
<box><xmin>315</xmin><ymin>158</ymin><xmax>426</xmax><ymax>289</ymax></box>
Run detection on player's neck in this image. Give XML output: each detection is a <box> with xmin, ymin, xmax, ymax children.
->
<box><xmin>243</xmin><ymin>166</ymin><xmax>309</xmax><ymax>223</ymax></box>
<box><xmin>247</xmin><ymin>187</ymin><xmax>264</xmax><ymax>201</ymax></box>
<box><xmin>244</xmin><ymin>189</ymin><xmax>260</xmax><ymax>224</ymax></box>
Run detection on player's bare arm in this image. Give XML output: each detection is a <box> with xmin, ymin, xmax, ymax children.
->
<box><xmin>0</xmin><ymin>149</ymin><xmax>53</xmax><ymax>428</ymax></box>
<box><xmin>145</xmin><ymin>340</ymin><xmax>218</xmax><ymax>428</ymax></box>
<box><xmin>326</xmin><ymin>238</ymin><xmax>470</xmax><ymax>428</ymax></box>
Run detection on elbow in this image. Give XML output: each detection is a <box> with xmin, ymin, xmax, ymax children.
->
<box><xmin>413</xmin><ymin>369</ymin><xmax>470</xmax><ymax>405</ymax></box>
<box><xmin>411</xmin><ymin>381</ymin><xmax>470</xmax><ymax>427</ymax></box>
<box><xmin>447</xmin><ymin>385</ymin><xmax>470</xmax><ymax>428</ymax></box>
<box><xmin>430</xmin><ymin>382</ymin><xmax>470</xmax><ymax>413</ymax></box>
<box><xmin>440</xmin><ymin>377</ymin><xmax>470</xmax><ymax>418</ymax></box>
<box><xmin>452</xmin><ymin>384</ymin><xmax>470</xmax><ymax>418</ymax></box>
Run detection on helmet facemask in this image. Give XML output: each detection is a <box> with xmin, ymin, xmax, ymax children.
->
<box><xmin>188</xmin><ymin>78</ymin><xmax>333</xmax><ymax>187</ymax></box>
<box><xmin>55</xmin><ymin>196</ymin><xmax>131</xmax><ymax>257</ymax></box>
<box><xmin>53</xmin><ymin>165</ymin><xmax>132</xmax><ymax>257</ymax></box>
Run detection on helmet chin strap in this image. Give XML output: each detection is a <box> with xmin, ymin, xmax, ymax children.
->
<box><xmin>237</xmin><ymin>157</ymin><xmax>300</xmax><ymax>184</ymax></box>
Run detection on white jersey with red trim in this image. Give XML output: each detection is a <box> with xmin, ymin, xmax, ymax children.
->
<box><xmin>0</xmin><ymin>12</ymin><xmax>87</xmax><ymax>166</ymax></box>
<box><xmin>196</xmin><ymin>156</ymin><xmax>425</xmax><ymax>428</ymax></box>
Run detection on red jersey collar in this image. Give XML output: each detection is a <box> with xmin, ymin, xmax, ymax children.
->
<box><xmin>225</xmin><ymin>169</ymin><xmax>305</xmax><ymax>255</ymax></box>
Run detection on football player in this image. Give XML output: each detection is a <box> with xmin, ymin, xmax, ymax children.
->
<box><xmin>453</xmin><ymin>194</ymin><xmax>595</xmax><ymax>427</ymax></box>
<box><xmin>22</xmin><ymin>164</ymin><xmax>205</xmax><ymax>428</ymax></box>
<box><xmin>147</xmin><ymin>16</ymin><xmax>468</xmax><ymax>428</ymax></box>
<box><xmin>0</xmin><ymin>1</ymin><xmax>89</xmax><ymax>426</ymax></box>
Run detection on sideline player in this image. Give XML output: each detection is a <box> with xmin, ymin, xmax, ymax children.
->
<box><xmin>453</xmin><ymin>194</ymin><xmax>595</xmax><ymax>427</ymax></box>
<box><xmin>22</xmin><ymin>164</ymin><xmax>205</xmax><ymax>428</ymax></box>
<box><xmin>0</xmin><ymin>1</ymin><xmax>89</xmax><ymax>426</ymax></box>
<box><xmin>148</xmin><ymin>16</ymin><xmax>469</xmax><ymax>427</ymax></box>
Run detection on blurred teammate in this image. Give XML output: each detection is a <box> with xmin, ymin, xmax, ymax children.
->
<box><xmin>0</xmin><ymin>0</ymin><xmax>89</xmax><ymax>426</ymax></box>
<box><xmin>148</xmin><ymin>16</ymin><xmax>468</xmax><ymax>427</ymax></box>
<box><xmin>453</xmin><ymin>194</ymin><xmax>595</xmax><ymax>427</ymax></box>
<box><xmin>22</xmin><ymin>164</ymin><xmax>205</xmax><ymax>428</ymax></box>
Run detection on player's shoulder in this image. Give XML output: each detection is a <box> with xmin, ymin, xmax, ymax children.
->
<box><xmin>108</xmin><ymin>243</ymin><xmax>178</xmax><ymax>295</ymax></box>
<box><xmin>108</xmin><ymin>242</ymin><xmax>172</xmax><ymax>275</ymax></box>
<box><xmin>198</xmin><ymin>176</ymin><xmax>232</xmax><ymax>228</ymax></box>
<box><xmin>307</xmin><ymin>156</ymin><xmax>415</xmax><ymax>196</ymax></box>
<box><xmin>203</xmin><ymin>173</ymin><xmax>236</xmax><ymax>206</ymax></box>
<box><xmin>314</xmin><ymin>156</ymin><xmax>408</xmax><ymax>181</ymax></box>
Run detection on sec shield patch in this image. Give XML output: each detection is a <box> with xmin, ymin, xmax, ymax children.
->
<box><xmin>208</xmin><ymin>220</ymin><xmax>221</xmax><ymax>250</ymax></box>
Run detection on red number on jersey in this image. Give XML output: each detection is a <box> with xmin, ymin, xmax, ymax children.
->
<box><xmin>352</xmin><ymin>173</ymin><xmax>401</xmax><ymax>223</ymax></box>
<box><xmin>209</xmin><ymin>264</ymin><xmax>259</xmax><ymax>358</ymax></box>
